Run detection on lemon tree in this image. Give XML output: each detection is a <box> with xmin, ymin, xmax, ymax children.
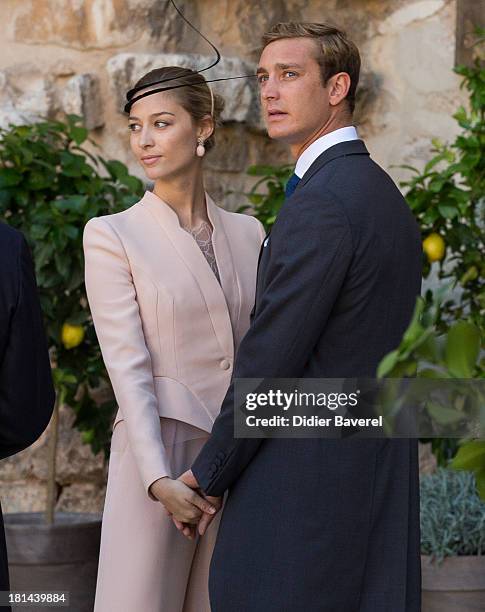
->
<box><xmin>380</xmin><ymin>47</ymin><xmax>484</xmax><ymax>482</ymax></box>
<box><xmin>400</xmin><ymin>57</ymin><xmax>484</xmax><ymax>334</ymax></box>
<box><xmin>377</xmin><ymin>287</ymin><xmax>484</xmax><ymax>495</ymax></box>
<box><xmin>0</xmin><ymin>115</ymin><xmax>143</xmax><ymax>456</ymax></box>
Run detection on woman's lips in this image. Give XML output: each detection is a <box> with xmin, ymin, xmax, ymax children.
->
<box><xmin>141</xmin><ymin>155</ymin><xmax>161</xmax><ymax>166</ymax></box>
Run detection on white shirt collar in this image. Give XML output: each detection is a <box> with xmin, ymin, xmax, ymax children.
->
<box><xmin>294</xmin><ymin>126</ymin><xmax>359</xmax><ymax>179</ymax></box>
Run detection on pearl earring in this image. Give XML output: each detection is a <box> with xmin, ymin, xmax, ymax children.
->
<box><xmin>196</xmin><ymin>138</ymin><xmax>206</xmax><ymax>157</ymax></box>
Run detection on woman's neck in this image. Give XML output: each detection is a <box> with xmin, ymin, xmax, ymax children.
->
<box><xmin>153</xmin><ymin>168</ymin><xmax>209</xmax><ymax>229</ymax></box>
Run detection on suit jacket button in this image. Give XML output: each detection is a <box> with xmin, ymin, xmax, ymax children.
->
<box><xmin>220</xmin><ymin>359</ymin><xmax>231</xmax><ymax>370</ymax></box>
<box><xmin>216</xmin><ymin>451</ymin><xmax>225</xmax><ymax>460</ymax></box>
<box><xmin>210</xmin><ymin>463</ymin><xmax>218</xmax><ymax>471</ymax></box>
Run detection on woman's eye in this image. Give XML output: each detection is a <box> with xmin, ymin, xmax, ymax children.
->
<box><xmin>154</xmin><ymin>121</ymin><xmax>169</xmax><ymax>128</ymax></box>
<box><xmin>128</xmin><ymin>123</ymin><xmax>140</xmax><ymax>132</ymax></box>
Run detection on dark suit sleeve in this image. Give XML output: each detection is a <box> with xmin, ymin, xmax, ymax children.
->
<box><xmin>191</xmin><ymin>192</ymin><xmax>354</xmax><ymax>495</ymax></box>
<box><xmin>0</xmin><ymin>232</ymin><xmax>55</xmax><ymax>460</ymax></box>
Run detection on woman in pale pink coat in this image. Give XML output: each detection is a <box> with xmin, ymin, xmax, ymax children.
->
<box><xmin>83</xmin><ymin>67</ymin><xmax>264</xmax><ymax>612</ymax></box>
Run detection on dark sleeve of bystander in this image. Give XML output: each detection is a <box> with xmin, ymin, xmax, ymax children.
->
<box><xmin>0</xmin><ymin>223</ymin><xmax>55</xmax><ymax>460</ymax></box>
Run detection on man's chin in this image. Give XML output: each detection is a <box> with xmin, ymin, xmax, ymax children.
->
<box><xmin>266</xmin><ymin>125</ymin><xmax>298</xmax><ymax>143</ymax></box>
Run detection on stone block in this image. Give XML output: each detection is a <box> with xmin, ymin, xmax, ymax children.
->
<box><xmin>56</xmin><ymin>482</ymin><xmax>106</xmax><ymax>513</ymax></box>
<box><xmin>378</xmin><ymin>0</ymin><xmax>446</xmax><ymax>35</ymax></box>
<box><xmin>0</xmin><ymin>481</ymin><xmax>47</xmax><ymax>514</ymax></box>
<box><xmin>12</xmin><ymin>0</ymin><xmax>199</xmax><ymax>50</ymax></box>
<box><xmin>61</xmin><ymin>73</ymin><xmax>104</xmax><ymax>129</ymax></box>
<box><xmin>0</xmin><ymin>65</ymin><xmax>56</xmax><ymax>128</ymax></box>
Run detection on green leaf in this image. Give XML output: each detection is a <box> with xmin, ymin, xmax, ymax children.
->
<box><xmin>66</xmin><ymin>311</ymin><xmax>90</xmax><ymax>325</ymax></box>
<box><xmin>0</xmin><ymin>189</ymin><xmax>12</xmax><ymax>209</ymax></box>
<box><xmin>54</xmin><ymin>252</ymin><xmax>71</xmax><ymax>278</ymax></box>
<box><xmin>400</xmin><ymin>297</ymin><xmax>426</xmax><ymax>347</ymax></box>
<box><xmin>438</xmin><ymin>204</ymin><xmax>459</xmax><ymax>219</ymax></box>
<box><xmin>119</xmin><ymin>174</ymin><xmax>142</xmax><ymax>191</ymax></box>
<box><xmin>444</xmin><ymin>321</ymin><xmax>481</xmax><ymax>377</ymax></box>
<box><xmin>415</xmin><ymin>335</ymin><xmax>440</xmax><ymax>363</ymax></box>
<box><xmin>64</xmin><ymin>224</ymin><xmax>79</xmax><ymax>240</ymax></box>
<box><xmin>105</xmin><ymin>160</ymin><xmax>128</xmax><ymax>180</ymax></box>
<box><xmin>398</xmin><ymin>164</ymin><xmax>420</xmax><ymax>175</ymax></box>
<box><xmin>416</xmin><ymin>367</ymin><xmax>443</xmax><ymax>378</ymax></box>
<box><xmin>0</xmin><ymin>169</ymin><xmax>22</xmax><ymax>188</ymax></box>
<box><xmin>247</xmin><ymin>165</ymin><xmax>279</xmax><ymax>177</ymax></box>
<box><xmin>426</xmin><ymin>401</ymin><xmax>464</xmax><ymax>425</ymax></box>
<box><xmin>35</xmin><ymin>242</ymin><xmax>54</xmax><ymax>271</ymax></box>
<box><xmin>248</xmin><ymin>193</ymin><xmax>264</xmax><ymax>205</ymax></box>
<box><xmin>429</xmin><ymin>178</ymin><xmax>446</xmax><ymax>192</ymax></box>
<box><xmin>451</xmin><ymin>440</ymin><xmax>485</xmax><ymax>471</ymax></box>
<box><xmin>30</xmin><ymin>224</ymin><xmax>50</xmax><ymax>240</ymax></box>
<box><xmin>82</xmin><ymin>430</ymin><xmax>95</xmax><ymax>444</ymax></box>
<box><xmin>460</xmin><ymin>266</ymin><xmax>478</xmax><ymax>286</ymax></box>
<box><xmin>70</xmin><ymin>125</ymin><xmax>88</xmax><ymax>145</ymax></box>
<box><xmin>66</xmin><ymin>267</ymin><xmax>84</xmax><ymax>291</ymax></box>
<box><xmin>53</xmin><ymin>195</ymin><xmax>88</xmax><ymax>213</ymax></box>
<box><xmin>377</xmin><ymin>349</ymin><xmax>399</xmax><ymax>378</ymax></box>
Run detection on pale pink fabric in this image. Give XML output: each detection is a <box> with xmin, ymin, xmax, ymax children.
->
<box><xmin>83</xmin><ymin>191</ymin><xmax>265</xmax><ymax>496</ymax></box>
<box><xmin>84</xmin><ymin>191</ymin><xmax>265</xmax><ymax>611</ymax></box>
<box><xmin>94</xmin><ymin>417</ymin><xmax>222</xmax><ymax>612</ymax></box>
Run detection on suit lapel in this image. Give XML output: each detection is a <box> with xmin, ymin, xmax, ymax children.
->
<box><xmin>140</xmin><ymin>190</ymin><xmax>235</xmax><ymax>362</ymax></box>
<box><xmin>206</xmin><ymin>193</ymin><xmax>240</xmax><ymax>354</ymax></box>
<box><xmin>295</xmin><ymin>139</ymin><xmax>370</xmax><ymax>194</ymax></box>
<box><xmin>252</xmin><ymin>141</ymin><xmax>370</xmax><ymax>314</ymax></box>
<box><xmin>261</xmin><ymin>142</ymin><xmax>369</xmax><ymax>252</ymax></box>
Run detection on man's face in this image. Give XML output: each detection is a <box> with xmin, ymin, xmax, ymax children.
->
<box><xmin>257</xmin><ymin>38</ymin><xmax>331</xmax><ymax>146</ymax></box>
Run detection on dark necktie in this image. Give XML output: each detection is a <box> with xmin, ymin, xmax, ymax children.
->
<box><xmin>285</xmin><ymin>173</ymin><xmax>301</xmax><ymax>199</ymax></box>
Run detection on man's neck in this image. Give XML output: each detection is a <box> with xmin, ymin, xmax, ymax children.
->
<box><xmin>290</xmin><ymin>116</ymin><xmax>353</xmax><ymax>160</ymax></box>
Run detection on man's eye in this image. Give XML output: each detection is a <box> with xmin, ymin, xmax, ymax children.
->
<box><xmin>257</xmin><ymin>74</ymin><xmax>268</xmax><ymax>84</ymax></box>
<box><xmin>284</xmin><ymin>71</ymin><xmax>298</xmax><ymax>78</ymax></box>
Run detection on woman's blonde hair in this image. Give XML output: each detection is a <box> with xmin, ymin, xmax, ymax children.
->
<box><xmin>130</xmin><ymin>67</ymin><xmax>225</xmax><ymax>151</ymax></box>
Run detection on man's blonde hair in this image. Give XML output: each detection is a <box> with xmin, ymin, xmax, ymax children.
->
<box><xmin>262</xmin><ymin>22</ymin><xmax>361</xmax><ymax>113</ymax></box>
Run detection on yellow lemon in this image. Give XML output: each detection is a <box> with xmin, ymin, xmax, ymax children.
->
<box><xmin>61</xmin><ymin>323</ymin><xmax>85</xmax><ymax>350</ymax></box>
<box><xmin>423</xmin><ymin>233</ymin><xmax>446</xmax><ymax>263</ymax></box>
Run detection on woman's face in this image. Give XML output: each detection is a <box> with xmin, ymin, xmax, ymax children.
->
<box><xmin>128</xmin><ymin>90</ymin><xmax>203</xmax><ymax>181</ymax></box>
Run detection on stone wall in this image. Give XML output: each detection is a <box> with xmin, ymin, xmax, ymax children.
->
<box><xmin>0</xmin><ymin>0</ymin><xmax>467</xmax><ymax>513</ymax></box>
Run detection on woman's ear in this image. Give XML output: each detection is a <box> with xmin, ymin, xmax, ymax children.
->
<box><xmin>198</xmin><ymin>115</ymin><xmax>215</xmax><ymax>142</ymax></box>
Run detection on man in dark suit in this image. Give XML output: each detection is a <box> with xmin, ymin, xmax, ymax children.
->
<box><xmin>0</xmin><ymin>222</ymin><xmax>55</xmax><ymax>607</ymax></box>
<box><xmin>179</xmin><ymin>22</ymin><xmax>422</xmax><ymax>611</ymax></box>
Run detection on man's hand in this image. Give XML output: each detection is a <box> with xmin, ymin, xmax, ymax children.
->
<box><xmin>178</xmin><ymin>469</ymin><xmax>200</xmax><ymax>489</ymax></box>
<box><xmin>149</xmin><ymin>477</ymin><xmax>217</xmax><ymax>527</ymax></box>
<box><xmin>175</xmin><ymin>470</ymin><xmax>223</xmax><ymax>537</ymax></box>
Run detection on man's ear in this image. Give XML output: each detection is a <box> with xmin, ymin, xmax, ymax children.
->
<box><xmin>328</xmin><ymin>72</ymin><xmax>351</xmax><ymax>107</ymax></box>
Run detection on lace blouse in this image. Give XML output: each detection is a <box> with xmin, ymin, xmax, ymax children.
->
<box><xmin>181</xmin><ymin>220</ymin><xmax>221</xmax><ymax>284</ymax></box>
